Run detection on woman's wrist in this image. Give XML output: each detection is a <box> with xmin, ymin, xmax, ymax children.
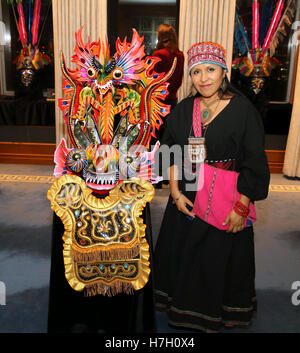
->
<box><xmin>171</xmin><ymin>190</ymin><xmax>182</xmax><ymax>203</ymax></box>
<box><xmin>239</xmin><ymin>195</ymin><xmax>250</xmax><ymax>208</ymax></box>
<box><xmin>233</xmin><ymin>200</ymin><xmax>249</xmax><ymax>217</ymax></box>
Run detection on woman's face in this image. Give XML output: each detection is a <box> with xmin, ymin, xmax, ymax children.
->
<box><xmin>190</xmin><ymin>63</ymin><xmax>225</xmax><ymax>99</ymax></box>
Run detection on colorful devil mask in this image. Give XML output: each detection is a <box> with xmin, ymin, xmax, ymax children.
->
<box><xmin>232</xmin><ymin>0</ymin><xmax>295</xmax><ymax>94</ymax></box>
<box><xmin>56</xmin><ymin>27</ymin><xmax>175</xmax><ymax>190</ymax></box>
<box><xmin>48</xmin><ymin>27</ymin><xmax>175</xmax><ymax>296</ymax></box>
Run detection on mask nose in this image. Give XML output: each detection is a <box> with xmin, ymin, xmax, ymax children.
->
<box><xmin>94</xmin><ymin>145</ymin><xmax>119</xmax><ymax>173</ymax></box>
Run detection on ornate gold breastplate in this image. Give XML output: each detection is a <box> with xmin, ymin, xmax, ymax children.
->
<box><xmin>47</xmin><ymin>175</ymin><xmax>154</xmax><ymax>296</ymax></box>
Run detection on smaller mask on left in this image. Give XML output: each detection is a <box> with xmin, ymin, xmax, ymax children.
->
<box><xmin>14</xmin><ymin>46</ymin><xmax>51</xmax><ymax>87</ymax></box>
<box><xmin>20</xmin><ymin>69</ymin><xmax>34</xmax><ymax>87</ymax></box>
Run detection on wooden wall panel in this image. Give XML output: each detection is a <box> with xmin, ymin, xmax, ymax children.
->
<box><xmin>0</xmin><ymin>142</ymin><xmax>55</xmax><ymax>165</ymax></box>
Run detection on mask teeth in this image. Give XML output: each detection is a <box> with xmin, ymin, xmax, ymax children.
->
<box><xmin>85</xmin><ymin>171</ymin><xmax>119</xmax><ymax>185</ymax></box>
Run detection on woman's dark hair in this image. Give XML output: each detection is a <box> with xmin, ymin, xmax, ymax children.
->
<box><xmin>156</xmin><ymin>24</ymin><xmax>179</xmax><ymax>53</ymax></box>
<box><xmin>218</xmin><ymin>74</ymin><xmax>242</xmax><ymax>99</ymax></box>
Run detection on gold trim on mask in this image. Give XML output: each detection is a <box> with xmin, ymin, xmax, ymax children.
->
<box><xmin>47</xmin><ymin>175</ymin><xmax>154</xmax><ymax>296</ymax></box>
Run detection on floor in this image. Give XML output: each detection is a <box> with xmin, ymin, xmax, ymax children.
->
<box><xmin>0</xmin><ymin>163</ymin><xmax>300</xmax><ymax>333</ymax></box>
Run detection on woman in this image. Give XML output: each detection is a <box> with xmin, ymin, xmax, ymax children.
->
<box><xmin>152</xmin><ymin>24</ymin><xmax>184</xmax><ymax>140</ymax></box>
<box><xmin>154</xmin><ymin>42</ymin><xmax>270</xmax><ymax>333</ymax></box>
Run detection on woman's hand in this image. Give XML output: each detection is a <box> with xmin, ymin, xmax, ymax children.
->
<box><xmin>169</xmin><ymin>164</ymin><xmax>195</xmax><ymax>219</ymax></box>
<box><xmin>223</xmin><ymin>195</ymin><xmax>250</xmax><ymax>234</ymax></box>
<box><xmin>223</xmin><ymin>210</ymin><xmax>245</xmax><ymax>234</ymax></box>
<box><xmin>174</xmin><ymin>193</ymin><xmax>195</xmax><ymax>219</ymax></box>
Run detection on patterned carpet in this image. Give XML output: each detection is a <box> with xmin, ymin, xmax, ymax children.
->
<box><xmin>2</xmin><ymin>172</ymin><xmax>300</xmax><ymax>192</ymax></box>
<box><xmin>0</xmin><ymin>164</ymin><xmax>300</xmax><ymax>333</ymax></box>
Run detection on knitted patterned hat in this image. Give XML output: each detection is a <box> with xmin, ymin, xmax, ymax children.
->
<box><xmin>187</xmin><ymin>42</ymin><xmax>228</xmax><ymax>73</ymax></box>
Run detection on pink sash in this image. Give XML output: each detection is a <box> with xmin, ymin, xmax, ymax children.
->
<box><xmin>191</xmin><ymin>98</ymin><xmax>256</xmax><ymax>230</ymax></box>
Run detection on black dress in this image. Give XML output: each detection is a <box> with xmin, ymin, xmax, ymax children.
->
<box><xmin>154</xmin><ymin>94</ymin><xmax>270</xmax><ymax>333</ymax></box>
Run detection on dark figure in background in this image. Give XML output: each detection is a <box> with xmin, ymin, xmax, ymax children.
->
<box><xmin>152</xmin><ymin>24</ymin><xmax>184</xmax><ymax>188</ymax></box>
<box><xmin>152</xmin><ymin>24</ymin><xmax>184</xmax><ymax>141</ymax></box>
<box><xmin>15</xmin><ymin>68</ymin><xmax>44</xmax><ymax>101</ymax></box>
<box><xmin>230</xmin><ymin>68</ymin><xmax>271</xmax><ymax>130</ymax></box>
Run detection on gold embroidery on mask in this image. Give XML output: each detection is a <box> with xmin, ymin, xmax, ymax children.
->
<box><xmin>47</xmin><ymin>175</ymin><xmax>154</xmax><ymax>296</ymax></box>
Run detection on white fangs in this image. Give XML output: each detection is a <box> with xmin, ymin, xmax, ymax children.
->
<box><xmin>85</xmin><ymin>171</ymin><xmax>119</xmax><ymax>186</ymax></box>
<box><xmin>95</xmin><ymin>81</ymin><xmax>113</xmax><ymax>93</ymax></box>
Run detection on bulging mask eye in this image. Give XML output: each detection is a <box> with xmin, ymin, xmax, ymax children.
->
<box><xmin>87</xmin><ymin>67</ymin><xmax>97</xmax><ymax>79</ymax></box>
<box><xmin>112</xmin><ymin>68</ymin><xmax>124</xmax><ymax>80</ymax></box>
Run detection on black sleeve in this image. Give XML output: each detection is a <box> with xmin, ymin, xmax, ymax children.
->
<box><xmin>158</xmin><ymin>108</ymin><xmax>177</xmax><ymax>169</ymax></box>
<box><xmin>237</xmin><ymin>102</ymin><xmax>270</xmax><ymax>201</ymax></box>
<box><xmin>160</xmin><ymin>110</ymin><xmax>176</xmax><ymax>148</ymax></box>
<box><xmin>155</xmin><ymin>103</ymin><xmax>183</xmax><ymax>178</ymax></box>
